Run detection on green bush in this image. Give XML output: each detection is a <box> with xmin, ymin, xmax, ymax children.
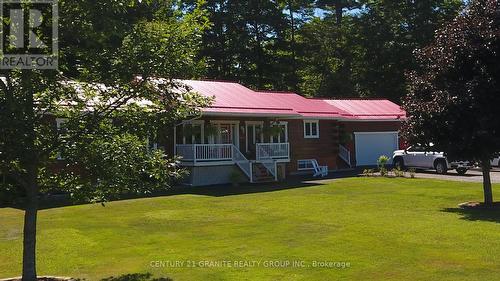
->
<box><xmin>378</xmin><ymin>155</ymin><xmax>390</xmax><ymax>176</ymax></box>
<box><xmin>393</xmin><ymin>167</ymin><xmax>406</xmax><ymax>178</ymax></box>
<box><xmin>409</xmin><ymin>168</ymin><xmax>417</xmax><ymax>179</ymax></box>
<box><xmin>362</xmin><ymin>169</ymin><xmax>375</xmax><ymax>177</ymax></box>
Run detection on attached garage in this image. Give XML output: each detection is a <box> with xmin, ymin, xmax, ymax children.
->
<box><xmin>354</xmin><ymin>132</ymin><xmax>399</xmax><ymax>166</ymax></box>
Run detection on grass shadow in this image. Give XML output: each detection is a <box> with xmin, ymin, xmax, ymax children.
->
<box><xmin>100</xmin><ymin>273</ymin><xmax>172</xmax><ymax>281</ymax></box>
<box><xmin>441</xmin><ymin>206</ymin><xmax>500</xmax><ymax>223</ymax></box>
<box><xmin>2</xmin><ymin>170</ymin><xmax>360</xmax><ymax>210</ymax></box>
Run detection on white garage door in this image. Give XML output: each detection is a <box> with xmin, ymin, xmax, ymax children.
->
<box><xmin>354</xmin><ymin>132</ymin><xmax>399</xmax><ymax>166</ymax></box>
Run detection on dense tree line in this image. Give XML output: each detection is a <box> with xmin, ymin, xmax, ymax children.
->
<box><xmin>184</xmin><ymin>0</ymin><xmax>464</xmax><ymax>101</ymax></box>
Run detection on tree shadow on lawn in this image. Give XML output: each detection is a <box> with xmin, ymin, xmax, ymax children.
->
<box><xmin>3</xmin><ymin>172</ymin><xmax>358</xmax><ymax>210</ymax></box>
<box><xmin>441</xmin><ymin>205</ymin><xmax>500</xmax><ymax>223</ymax></box>
<box><xmin>416</xmin><ymin>170</ymin><xmax>478</xmax><ymax>178</ymax></box>
<box><xmin>99</xmin><ymin>273</ymin><xmax>172</xmax><ymax>281</ymax></box>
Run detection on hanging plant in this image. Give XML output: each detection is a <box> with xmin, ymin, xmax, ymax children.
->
<box><xmin>264</xmin><ymin>123</ymin><xmax>284</xmax><ymax>138</ymax></box>
<box><xmin>204</xmin><ymin>123</ymin><xmax>219</xmax><ymax>137</ymax></box>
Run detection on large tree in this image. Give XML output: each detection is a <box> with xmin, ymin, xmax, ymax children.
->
<box><xmin>296</xmin><ymin>0</ymin><xmax>463</xmax><ymax>100</ymax></box>
<box><xmin>353</xmin><ymin>0</ymin><xmax>464</xmax><ymax>101</ymax></box>
<box><xmin>403</xmin><ymin>0</ymin><xmax>500</xmax><ymax>205</ymax></box>
<box><xmin>0</xmin><ymin>1</ymin><xmax>210</xmax><ymax>280</ymax></box>
<box><xmin>189</xmin><ymin>0</ymin><xmax>306</xmax><ymax>90</ymax></box>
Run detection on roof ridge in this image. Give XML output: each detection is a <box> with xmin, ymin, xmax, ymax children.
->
<box><xmin>257</xmin><ymin>90</ymin><xmax>297</xmax><ymax>94</ymax></box>
<box><xmin>315</xmin><ymin>97</ymin><xmax>392</xmax><ymax>101</ymax></box>
<box><xmin>183</xmin><ymin>78</ymin><xmax>241</xmax><ymax>84</ymax></box>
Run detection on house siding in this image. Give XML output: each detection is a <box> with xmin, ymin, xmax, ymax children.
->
<box><xmin>286</xmin><ymin>119</ymin><xmax>340</xmax><ymax>173</ymax></box>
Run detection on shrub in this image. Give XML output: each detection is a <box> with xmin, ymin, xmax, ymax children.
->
<box><xmin>393</xmin><ymin>167</ymin><xmax>406</xmax><ymax>178</ymax></box>
<box><xmin>362</xmin><ymin>169</ymin><xmax>374</xmax><ymax>177</ymax></box>
<box><xmin>378</xmin><ymin>155</ymin><xmax>390</xmax><ymax>176</ymax></box>
<box><xmin>409</xmin><ymin>168</ymin><xmax>417</xmax><ymax>179</ymax></box>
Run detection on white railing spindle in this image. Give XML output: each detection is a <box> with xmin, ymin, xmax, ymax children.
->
<box><xmin>256</xmin><ymin>143</ymin><xmax>290</xmax><ymax>161</ymax></box>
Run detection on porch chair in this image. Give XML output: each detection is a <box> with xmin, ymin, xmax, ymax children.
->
<box><xmin>311</xmin><ymin>159</ymin><xmax>328</xmax><ymax>178</ymax></box>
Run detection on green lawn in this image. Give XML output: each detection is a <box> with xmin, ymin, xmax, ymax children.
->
<box><xmin>1</xmin><ymin>178</ymin><xmax>500</xmax><ymax>281</ymax></box>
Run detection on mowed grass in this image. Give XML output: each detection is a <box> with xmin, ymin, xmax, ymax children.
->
<box><xmin>1</xmin><ymin>178</ymin><xmax>500</xmax><ymax>281</ymax></box>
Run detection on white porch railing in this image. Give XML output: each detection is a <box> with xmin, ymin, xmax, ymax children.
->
<box><xmin>256</xmin><ymin>143</ymin><xmax>290</xmax><ymax>161</ymax></box>
<box><xmin>176</xmin><ymin>145</ymin><xmax>195</xmax><ymax>161</ymax></box>
<box><xmin>232</xmin><ymin>146</ymin><xmax>253</xmax><ymax>182</ymax></box>
<box><xmin>176</xmin><ymin>144</ymin><xmax>254</xmax><ymax>182</ymax></box>
<box><xmin>339</xmin><ymin>144</ymin><xmax>351</xmax><ymax>167</ymax></box>
<box><xmin>176</xmin><ymin>144</ymin><xmax>233</xmax><ymax>162</ymax></box>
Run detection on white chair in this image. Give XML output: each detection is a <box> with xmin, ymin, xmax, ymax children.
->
<box><xmin>311</xmin><ymin>159</ymin><xmax>328</xmax><ymax>178</ymax></box>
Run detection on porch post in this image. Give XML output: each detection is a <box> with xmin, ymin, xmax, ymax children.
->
<box><xmin>193</xmin><ymin>144</ymin><xmax>197</xmax><ymax>164</ymax></box>
<box><xmin>274</xmin><ymin>161</ymin><xmax>278</xmax><ymax>181</ymax></box>
<box><xmin>287</xmin><ymin>143</ymin><xmax>290</xmax><ymax>159</ymax></box>
<box><xmin>249</xmin><ymin>162</ymin><xmax>253</xmax><ymax>183</ymax></box>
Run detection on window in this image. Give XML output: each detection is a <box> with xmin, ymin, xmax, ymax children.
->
<box><xmin>209</xmin><ymin>121</ymin><xmax>240</xmax><ymax>148</ymax></box>
<box><xmin>245</xmin><ymin>121</ymin><xmax>264</xmax><ymax>152</ymax></box>
<box><xmin>407</xmin><ymin>146</ymin><xmax>424</xmax><ymax>152</ymax></box>
<box><xmin>270</xmin><ymin>122</ymin><xmax>288</xmax><ymax>143</ymax></box>
<box><xmin>298</xmin><ymin>160</ymin><xmax>315</xmax><ymax>170</ymax></box>
<box><xmin>304</xmin><ymin>120</ymin><xmax>319</xmax><ymax>138</ymax></box>
<box><xmin>182</xmin><ymin>121</ymin><xmax>204</xmax><ymax>144</ymax></box>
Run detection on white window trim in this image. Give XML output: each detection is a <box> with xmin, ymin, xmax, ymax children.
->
<box><xmin>298</xmin><ymin>159</ymin><xmax>316</xmax><ymax>171</ymax></box>
<box><xmin>209</xmin><ymin>120</ymin><xmax>240</xmax><ymax>148</ymax></box>
<box><xmin>245</xmin><ymin>121</ymin><xmax>264</xmax><ymax>152</ymax></box>
<box><xmin>270</xmin><ymin>121</ymin><xmax>288</xmax><ymax>143</ymax></box>
<box><xmin>304</xmin><ymin>120</ymin><xmax>320</xmax><ymax>139</ymax></box>
<box><xmin>182</xmin><ymin>120</ymin><xmax>205</xmax><ymax>145</ymax></box>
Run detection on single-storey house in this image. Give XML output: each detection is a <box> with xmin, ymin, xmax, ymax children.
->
<box><xmin>171</xmin><ymin>80</ymin><xmax>406</xmax><ymax>186</ymax></box>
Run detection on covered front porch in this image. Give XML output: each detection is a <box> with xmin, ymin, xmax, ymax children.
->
<box><xmin>174</xmin><ymin>119</ymin><xmax>290</xmax><ymax>183</ymax></box>
<box><xmin>175</xmin><ymin>143</ymin><xmax>290</xmax><ymax>165</ymax></box>
<box><xmin>174</xmin><ymin>119</ymin><xmax>290</xmax><ymax>166</ymax></box>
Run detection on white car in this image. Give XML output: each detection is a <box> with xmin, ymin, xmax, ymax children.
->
<box><xmin>393</xmin><ymin>146</ymin><xmax>472</xmax><ymax>175</ymax></box>
<box><xmin>491</xmin><ymin>153</ymin><xmax>500</xmax><ymax>167</ymax></box>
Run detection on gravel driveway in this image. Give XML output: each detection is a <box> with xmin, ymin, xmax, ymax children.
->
<box><xmin>413</xmin><ymin>167</ymin><xmax>500</xmax><ymax>183</ymax></box>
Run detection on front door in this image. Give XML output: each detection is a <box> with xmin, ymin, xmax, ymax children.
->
<box><xmin>218</xmin><ymin>123</ymin><xmax>239</xmax><ymax>147</ymax></box>
<box><xmin>208</xmin><ymin>122</ymin><xmax>239</xmax><ymax>148</ymax></box>
<box><xmin>246</xmin><ymin>122</ymin><xmax>263</xmax><ymax>157</ymax></box>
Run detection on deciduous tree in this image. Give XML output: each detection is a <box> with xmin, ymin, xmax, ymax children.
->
<box><xmin>403</xmin><ymin>0</ymin><xmax>500</xmax><ymax>206</ymax></box>
<box><xmin>0</xmin><ymin>1</ymin><xmax>210</xmax><ymax>280</ymax></box>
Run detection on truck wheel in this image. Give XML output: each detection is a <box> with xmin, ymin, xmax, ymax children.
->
<box><xmin>435</xmin><ymin>160</ymin><xmax>448</xmax><ymax>175</ymax></box>
<box><xmin>456</xmin><ymin>168</ymin><xmax>468</xmax><ymax>176</ymax></box>
<box><xmin>393</xmin><ymin>158</ymin><xmax>405</xmax><ymax>170</ymax></box>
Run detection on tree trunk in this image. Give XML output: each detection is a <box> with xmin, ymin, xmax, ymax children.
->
<box><xmin>481</xmin><ymin>159</ymin><xmax>494</xmax><ymax>206</ymax></box>
<box><xmin>335</xmin><ymin>0</ymin><xmax>343</xmax><ymax>26</ymax></box>
<box><xmin>22</xmin><ymin>186</ymin><xmax>38</xmax><ymax>281</ymax></box>
<box><xmin>288</xmin><ymin>0</ymin><xmax>296</xmax><ymax>60</ymax></box>
<box><xmin>288</xmin><ymin>0</ymin><xmax>298</xmax><ymax>91</ymax></box>
<box><xmin>20</xmin><ymin>70</ymin><xmax>39</xmax><ymax>281</ymax></box>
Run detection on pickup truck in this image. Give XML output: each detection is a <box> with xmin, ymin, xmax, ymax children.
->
<box><xmin>393</xmin><ymin>146</ymin><xmax>472</xmax><ymax>175</ymax></box>
<box><xmin>491</xmin><ymin>153</ymin><xmax>500</xmax><ymax>167</ymax></box>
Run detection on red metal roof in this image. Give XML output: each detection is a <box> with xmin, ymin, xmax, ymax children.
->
<box><xmin>180</xmin><ymin>80</ymin><xmax>405</xmax><ymax>120</ymax></box>
<box><xmin>322</xmin><ymin>99</ymin><xmax>406</xmax><ymax>120</ymax></box>
<box><xmin>255</xmin><ymin>91</ymin><xmax>347</xmax><ymax>118</ymax></box>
